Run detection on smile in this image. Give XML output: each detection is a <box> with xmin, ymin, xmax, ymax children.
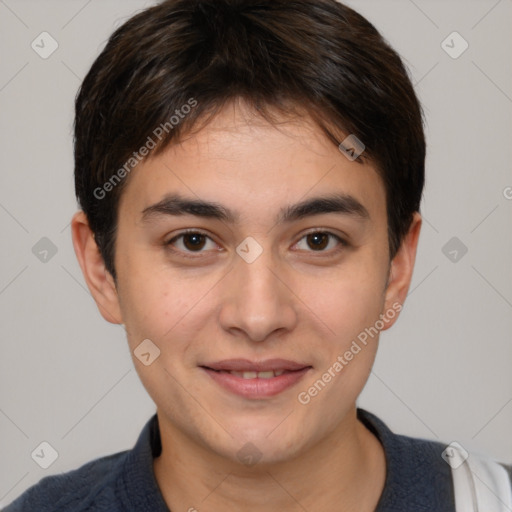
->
<box><xmin>200</xmin><ymin>359</ymin><xmax>312</xmax><ymax>399</ymax></box>
<box><xmin>215</xmin><ymin>369</ymin><xmax>287</xmax><ymax>379</ymax></box>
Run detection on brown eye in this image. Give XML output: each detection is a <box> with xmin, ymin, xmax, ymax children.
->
<box><xmin>166</xmin><ymin>231</ymin><xmax>217</xmax><ymax>255</ymax></box>
<box><xmin>295</xmin><ymin>231</ymin><xmax>346</xmax><ymax>253</ymax></box>
<box><xmin>306</xmin><ymin>232</ymin><xmax>329</xmax><ymax>251</ymax></box>
<box><xmin>182</xmin><ymin>233</ymin><xmax>207</xmax><ymax>251</ymax></box>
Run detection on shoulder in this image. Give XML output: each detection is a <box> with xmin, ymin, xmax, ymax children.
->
<box><xmin>3</xmin><ymin>414</ymin><xmax>166</xmax><ymax>512</ymax></box>
<box><xmin>358</xmin><ymin>407</ymin><xmax>455</xmax><ymax>478</ymax></box>
<box><xmin>382</xmin><ymin>426</ymin><xmax>457</xmax><ymax>506</ymax></box>
<box><xmin>3</xmin><ymin>449</ymin><xmax>131</xmax><ymax>512</ymax></box>
<box><xmin>358</xmin><ymin>408</ymin><xmax>454</xmax><ymax>511</ymax></box>
<box><xmin>357</xmin><ymin>408</ymin><xmax>512</xmax><ymax>511</ymax></box>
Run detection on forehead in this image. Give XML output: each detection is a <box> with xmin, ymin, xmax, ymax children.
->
<box><xmin>118</xmin><ymin>104</ymin><xmax>387</xmax><ymax>227</ymax></box>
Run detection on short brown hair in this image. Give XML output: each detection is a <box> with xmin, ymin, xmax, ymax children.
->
<box><xmin>74</xmin><ymin>0</ymin><xmax>425</xmax><ymax>281</ymax></box>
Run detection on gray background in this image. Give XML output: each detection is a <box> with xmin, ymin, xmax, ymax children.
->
<box><xmin>1</xmin><ymin>0</ymin><xmax>511</xmax><ymax>506</ymax></box>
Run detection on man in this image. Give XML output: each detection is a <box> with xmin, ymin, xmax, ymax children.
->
<box><xmin>4</xmin><ymin>0</ymin><xmax>511</xmax><ymax>510</ymax></box>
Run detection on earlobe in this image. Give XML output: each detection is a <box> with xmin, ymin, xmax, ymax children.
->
<box><xmin>70</xmin><ymin>211</ymin><xmax>123</xmax><ymax>325</ymax></box>
<box><xmin>381</xmin><ymin>212</ymin><xmax>422</xmax><ymax>329</ymax></box>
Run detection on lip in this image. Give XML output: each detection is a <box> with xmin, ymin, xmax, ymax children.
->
<box><xmin>202</xmin><ymin>358</ymin><xmax>309</xmax><ymax>372</ymax></box>
<box><xmin>200</xmin><ymin>359</ymin><xmax>312</xmax><ymax>399</ymax></box>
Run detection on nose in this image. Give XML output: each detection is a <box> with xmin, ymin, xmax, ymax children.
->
<box><xmin>218</xmin><ymin>247</ymin><xmax>298</xmax><ymax>342</ymax></box>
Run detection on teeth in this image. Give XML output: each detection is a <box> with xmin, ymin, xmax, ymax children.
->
<box><xmin>227</xmin><ymin>370</ymin><xmax>287</xmax><ymax>379</ymax></box>
<box><xmin>257</xmin><ymin>371</ymin><xmax>275</xmax><ymax>379</ymax></box>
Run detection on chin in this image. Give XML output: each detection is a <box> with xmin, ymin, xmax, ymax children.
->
<box><xmin>223</xmin><ymin>424</ymin><xmax>306</xmax><ymax>466</ymax></box>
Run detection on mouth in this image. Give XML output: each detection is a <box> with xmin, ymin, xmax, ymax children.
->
<box><xmin>207</xmin><ymin>369</ymin><xmax>292</xmax><ymax>379</ymax></box>
<box><xmin>199</xmin><ymin>359</ymin><xmax>312</xmax><ymax>399</ymax></box>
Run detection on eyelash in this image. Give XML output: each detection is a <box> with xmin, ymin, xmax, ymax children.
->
<box><xmin>165</xmin><ymin>229</ymin><xmax>348</xmax><ymax>259</ymax></box>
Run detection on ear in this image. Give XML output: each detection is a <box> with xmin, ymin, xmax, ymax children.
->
<box><xmin>71</xmin><ymin>211</ymin><xmax>123</xmax><ymax>324</ymax></box>
<box><xmin>381</xmin><ymin>212</ymin><xmax>422</xmax><ymax>330</ymax></box>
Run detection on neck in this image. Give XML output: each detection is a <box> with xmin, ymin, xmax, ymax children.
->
<box><xmin>153</xmin><ymin>407</ymin><xmax>386</xmax><ymax>512</ymax></box>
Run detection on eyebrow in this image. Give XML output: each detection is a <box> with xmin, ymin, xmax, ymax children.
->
<box><xmin>141</xmin><ymin>192</ymin><xmax>370</xmax><ymax>225</ymax></box>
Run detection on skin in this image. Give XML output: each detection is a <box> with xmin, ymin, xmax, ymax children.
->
<box><xmin>72</xmin><ymin>100</ymin><xmax>421</xmax><ymax>512</ymax></box>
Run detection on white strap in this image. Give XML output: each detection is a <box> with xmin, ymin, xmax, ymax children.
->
<box><xmin>451</xmin><ymin>446</ymin><xmax>512</xmax><ymax>512</ymax></box>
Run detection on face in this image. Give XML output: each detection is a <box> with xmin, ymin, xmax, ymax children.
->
<box><xmin>73</xmin><ymin>102</ymin><xmax>419</xmax><ymax>466</ymax></box>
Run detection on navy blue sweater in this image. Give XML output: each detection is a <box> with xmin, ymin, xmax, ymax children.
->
<box><xmin>4</xmin><ymin>408</ymin><xmax>511</xmax><ymax>511</ymax></box>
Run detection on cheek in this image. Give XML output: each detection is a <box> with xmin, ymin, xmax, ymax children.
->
<box><xmin>294</xmin><ymin>271</ymin><xmax>384</xmax><ymax>425</ymax></box>
<box><xmin>299</xmin><ymin>262</ymin><xmax>386</xmax><ymax>343</ymax></box>
<box><xmin>118</xmin><ymin>266</ymin><xmax>218</xmax><ymax>356</ymax></box>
